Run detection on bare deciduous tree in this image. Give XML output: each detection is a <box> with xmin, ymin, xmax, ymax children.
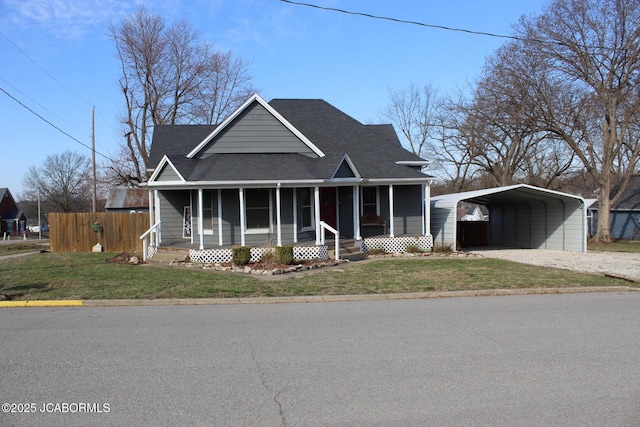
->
<box><xmin>22</xmin><ymin>151</ymin><xmax>92</xmax><ymax>212</ymax></box>
<box><xmin>517</xmin><ymin>0</ymin><xmax>640</xmax><ymax>241</ymax></box>
<box><xmin>109</xmin><ymin>7</ymin><xmax>258</xmax><ymax>185</ymax></box>
<box><xmin>380</xmin><ymin>82</ymin><xmax>442</xmax><ymax>158</ymax></box>
<box><xmin>445</xmin><ymin>40</ymin><xmax>578</xmax><ymax>190</ymax></box>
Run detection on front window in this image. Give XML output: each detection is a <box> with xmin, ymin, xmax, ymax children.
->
<box><xmin>245</xmin><ymin>188</ymin><xmax>271</xmax><ymax>231</ymax></box>
<box><xmin>362</xmin><ymin>187</ymin><xmax>378</xmax><ymax>214</ymax></box>
<box><xmin>299</xmin><ymin>188</ymin><xmax>314</xmax><ymax>230</ymax></box>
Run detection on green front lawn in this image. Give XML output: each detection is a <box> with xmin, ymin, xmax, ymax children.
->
<box><xmin>0</xmin><ymin>251</ymin><xmax>632</xmax><ymax>301</ymax></box>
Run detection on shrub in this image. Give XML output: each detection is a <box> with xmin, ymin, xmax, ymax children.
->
<box><xmin>433</xmin><ymin>244</ymin><xmax>453</xmax><ymax>254</ymax></box>
<box><xmin>275</xmin><ymin>245</ymin><xmax>294</xmax><ymax>265</ymax></box>
<box><xmin>232</xmin><ymin>246</ymin><xmax>251</xmax><ymax>265</ymax></box>
<box><xmin>259</xmin><ymin>250</ymin><xmax>275</xmax><ymax>266</ymax></box>
<box><xmin>405</xmin><ymin>245</ymin><xmax>421</xmax><ymax>254</ymax></box>
<box><xmin>367</xmin><ymin>248</ymin><xmax>387</xmax><ymax>255</ymax></box>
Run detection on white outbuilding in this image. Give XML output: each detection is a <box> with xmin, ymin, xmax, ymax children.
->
<box><xmin>431</xmin><ymin>184</ymin><xmax>587</xmax><ymax>252</ymax></box>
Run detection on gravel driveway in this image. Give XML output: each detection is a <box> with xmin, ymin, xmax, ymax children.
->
<box><xmin>469</xmin><ymin>249</ymin><xmax>640</xmax><ymax>283</ymax></box>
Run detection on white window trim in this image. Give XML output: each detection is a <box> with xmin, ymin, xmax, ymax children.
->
<box><xmin>361</xmin><ymin>186</ymin><xmax>380</xmax><ymax>215</ymax></box>
<box><xmin>244</xmin><ymin>188</ymin><xmax>273</xmax><ymax>234</ymax></box>
<box><xmin>298</xmin><ymin>188</ymin><xmax>315</xmax><ymax>232</ymax></box>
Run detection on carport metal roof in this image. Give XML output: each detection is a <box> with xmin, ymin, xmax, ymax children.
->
<box><xmin>431</xmin><ymin>184</ymin><xmax>587</xmax><ymax>252</ymax></box>
<box><xmin>431</xmin><ymin>184</ymin><xmax>585</xmax><ymax>206</ymax></box>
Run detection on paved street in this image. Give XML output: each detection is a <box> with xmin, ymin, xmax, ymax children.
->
<box><xmin>1</xmin><ymin>293</ymin><xmax>639</xmax><ymax>426</ymax></box>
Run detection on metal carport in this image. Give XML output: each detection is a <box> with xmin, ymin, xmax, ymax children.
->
<box><xmin>430</xmin><ymin>184</ymin><xmax>587</xmax><ymax>252</ymax></box>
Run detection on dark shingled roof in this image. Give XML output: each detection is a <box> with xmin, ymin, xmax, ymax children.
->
<box><xmin>148</xmin><ymin>98</ymin><xmax>432</xmax><ymax>183</ymax></box>
<box><xmin>148</xmin><ymin>125</ymin><xmax>216</xmax><ymax>172</ymax></box>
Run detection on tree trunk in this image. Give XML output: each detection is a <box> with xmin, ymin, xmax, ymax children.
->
<box><xmin>595</xmin><ymin>177</ymin><xmax>612</xmax><ymax>242</ymax></box>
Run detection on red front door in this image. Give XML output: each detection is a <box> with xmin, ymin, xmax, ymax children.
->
<box><xmin>319</xmin><ymin>187</ymin><xmax>337</xmax><ymax>229</ymax></box>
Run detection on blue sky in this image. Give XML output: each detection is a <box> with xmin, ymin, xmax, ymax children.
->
<box><xmin>0</xmin><ymin>0</ymin><xmax>546</xmax><ymax>198</ymax></box>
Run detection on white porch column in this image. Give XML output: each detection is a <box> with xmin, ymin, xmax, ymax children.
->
<box><xmin>314</xmin><ymin>186</ymin><xmax>321</xmax><ymax>245</ymax></box>
<box><xmin>239</xmin><ymin>188</ymin><xmax>246</xmax><ymax>246</ymax></box>
<box><xmin>147</xmin><ymin>189</ymin><xmax>155</xmax><ymax>248</ymax></box>
<box><xmin>217</xmin><ymin>189</ymin><xmax>223</xmax><ymax>246</ymax></box>
<box><xmin>424</xmin><ymin>183</ymin><xmax>431</xmax><ymax>235</ymax></box>
<box><xmin>276</xmin><ymin>183</ymin><xmax>282</xmax><ymax>246</ymax></box>
<box><xmin>154</xmin><ymin>190</ymin><xmax>160</xmax><ymax>245</ymax></box>
<box><xmin>353</xmin><ymin>185</ymin><xmax>361</xmax><ymax>240</ymax></box>
<box><xmin>388</xmin><ymin>184</ymin><xmax>395</xmax><ymax>238</ymax></box>
<box><xmin>189</xmin><ymin>191</ymin><xmax>194</xmax><ymax>245</ymax></box>
<box><xmin>293</xmin><ymin>188</ymin><xmax>298</xmax><ymax>243</ymax></box>
<box><xmin>148</xmin><ymin>189</ymin><xmax>154</xmax><ymax>227</ymax></box>
<box><xmin>198</xmin><ymin>188</ymin><xmax>204</xmax><ymax>250</ymax></box>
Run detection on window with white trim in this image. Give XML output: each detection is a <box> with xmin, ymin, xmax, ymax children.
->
<box><xmin>298</xmin><ymin>188</ymin><xmax>314</xmax><ymax>230</ymax></box>
<box><xmin>362</xmin><ymin>187</ymin><xmax>378</xmax><ymax>214</ymax></box>
<box><xmin>245</xmin><ymin>188</ymin><xmax>271</xmax><ymax>231</ymax></box>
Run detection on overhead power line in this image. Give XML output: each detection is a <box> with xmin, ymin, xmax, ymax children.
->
<box><xmin>0</xmin><ymin>30</ymin><xmax>118</xmax><ymax>134</ymax></box>
<box><xmin>0</xmin><ymin>30</ymin><xmax>94</xmax><ymax>107</ymax></box>
<box><xmin>278</xmin><ymin>0</ymin><xmax>518</xmax><ymax>41</ymax></box>
<box><xmin>1</xmin><ymin>86</ymin><xmax>111</xmax><ymax>161</ymax></box>
<box><xmin>278</xmin><ymin>0</ymin><xmax>620</xmax><ymax>52</ymax></box>
<box><xmin>0</xmin><ymin>76</ymin><xmax>91</xmax><ymax>138</ymax></box>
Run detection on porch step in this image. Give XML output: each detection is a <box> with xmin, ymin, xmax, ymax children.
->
<box><xmin>149</xmin><ymin>247</ymin><xmax>190</xmax><ymax>264</ymax></box>
<box><xmin>328</xmin><ymin>242</ymin><xmax>367</xmax><ymax>262</ymax></box>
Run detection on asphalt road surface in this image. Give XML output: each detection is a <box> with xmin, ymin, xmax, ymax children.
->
<box><xmin>1</xmin><ymin>293</ymin><xmax>639</xmax><ymax>426</ymax></box>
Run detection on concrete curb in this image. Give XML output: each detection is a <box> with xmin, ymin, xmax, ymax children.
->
<box><xmin>1</xmin><ymin>286</ymin><xmax>637</xmax><ymax>308</ymax></box>
<box><xmin>78</xmin><ymin>286</ymin><xmax>640</xmax><ymax>306</ymax></box>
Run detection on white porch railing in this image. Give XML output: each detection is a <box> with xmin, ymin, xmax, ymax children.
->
<box><xmin>139</xmin><ymin>221</ymin><xmax>161</xmax><ymax>261</ymax></box>
<box><xmin>320</xmin><ymin>221</ymin><xmax>339</xmax><ymax>260</ymax></box>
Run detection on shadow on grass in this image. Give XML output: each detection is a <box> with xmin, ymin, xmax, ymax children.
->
<box><xmin>2</xmin><ymin>283</ymin><xmax>49</xmax><ymax>298</ymax></box>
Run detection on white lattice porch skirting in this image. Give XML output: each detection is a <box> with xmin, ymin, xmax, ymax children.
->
<box><xmin>355</xmin><ymin>235</ymin><xmax>433</xmax><ymax>253</ymax></box>
<box><xmin>186</xmin><ymin>245</ymin><xmax>329</xmax><ymax>264</ymax></box>
<box><xmin>149</xmin><ymin>235</ymin><xmax>432</xmax><ymax>263</ymax></box>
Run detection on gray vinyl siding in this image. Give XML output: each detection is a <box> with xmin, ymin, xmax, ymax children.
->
<box><xmin>392</xmin><ymin>185</ymin><xmax>423</xmax><ymax>235</ymax></box>
<box><xmin>218</xmin><ymin>188</ymin><xmax>318</xmax><ymax>247</ymax></box>
<box><xmin>221</xmin><ymin>189</ymin><xmax>241</xmax><ymax>246</ymax></box>
<box><xmin>155</xmin><ymin>164</ymin><xmax>181</xmax><ymax>181</ymax></box>
<box><xmin>378</xmin><ymin>186</ymin><xmax>390</xmax><ymax>219</ymax></box>
<box><xmin>158</xmin><ymin>190</ymin><xmax>190</xmax><ymax>240</ymax></box>
<box><xmin>199</xmin><ymin>102</ymin><xmax>316</xmax><ymax>157</ymax></box>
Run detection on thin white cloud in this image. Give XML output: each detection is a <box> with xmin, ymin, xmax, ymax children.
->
<box><xmin>3</xmin><ymin>0</ymin><xmax>139</xmax><ymax>39</ymax></box>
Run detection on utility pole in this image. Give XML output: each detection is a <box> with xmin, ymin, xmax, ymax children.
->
<box><xmin>37</xmin><ymin>187</ymin><xmax>41</xmax><ymax>240</ymax></box>
<box><xmin>92</xmin><ymin>107</ymin><xmax>97</xmax><ymax>213</ymax></box>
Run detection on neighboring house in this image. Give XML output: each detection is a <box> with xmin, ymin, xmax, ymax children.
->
<box><xmin>105</xmin><ymin>188</ymin><xmax>149</xmax><ymax>213</ymax></box>
<box><xmin>588</xmin><ymin>175</ymin><xmax>640</xmax><ymax>240</ymax></box>
<box><xmin>0</xmin><ymin>188</ymin><xmax>27</xmax><ymax>237</ymax></box>
<box><xmin>143</xmin><ymin>94</ymin><xmax>435</xmax><ymax>261</ymax></box>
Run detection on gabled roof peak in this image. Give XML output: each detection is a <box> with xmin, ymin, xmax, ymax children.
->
<box><xmin>186</xmin><ymin>94</ymin><xmax>325</xmax><ymax>159</ymax></box>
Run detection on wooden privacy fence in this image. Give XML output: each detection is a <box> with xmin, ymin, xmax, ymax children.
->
<box><xmin>49</xmin><ymin>212</ymin><xmax>150</xmax><ymax>253</ymax></box>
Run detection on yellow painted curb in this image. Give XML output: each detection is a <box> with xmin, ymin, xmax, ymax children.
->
<box><xmin>0</xmin><ymin>300</ymin><xmax>84</xmax><ymax>308</ymax></box>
